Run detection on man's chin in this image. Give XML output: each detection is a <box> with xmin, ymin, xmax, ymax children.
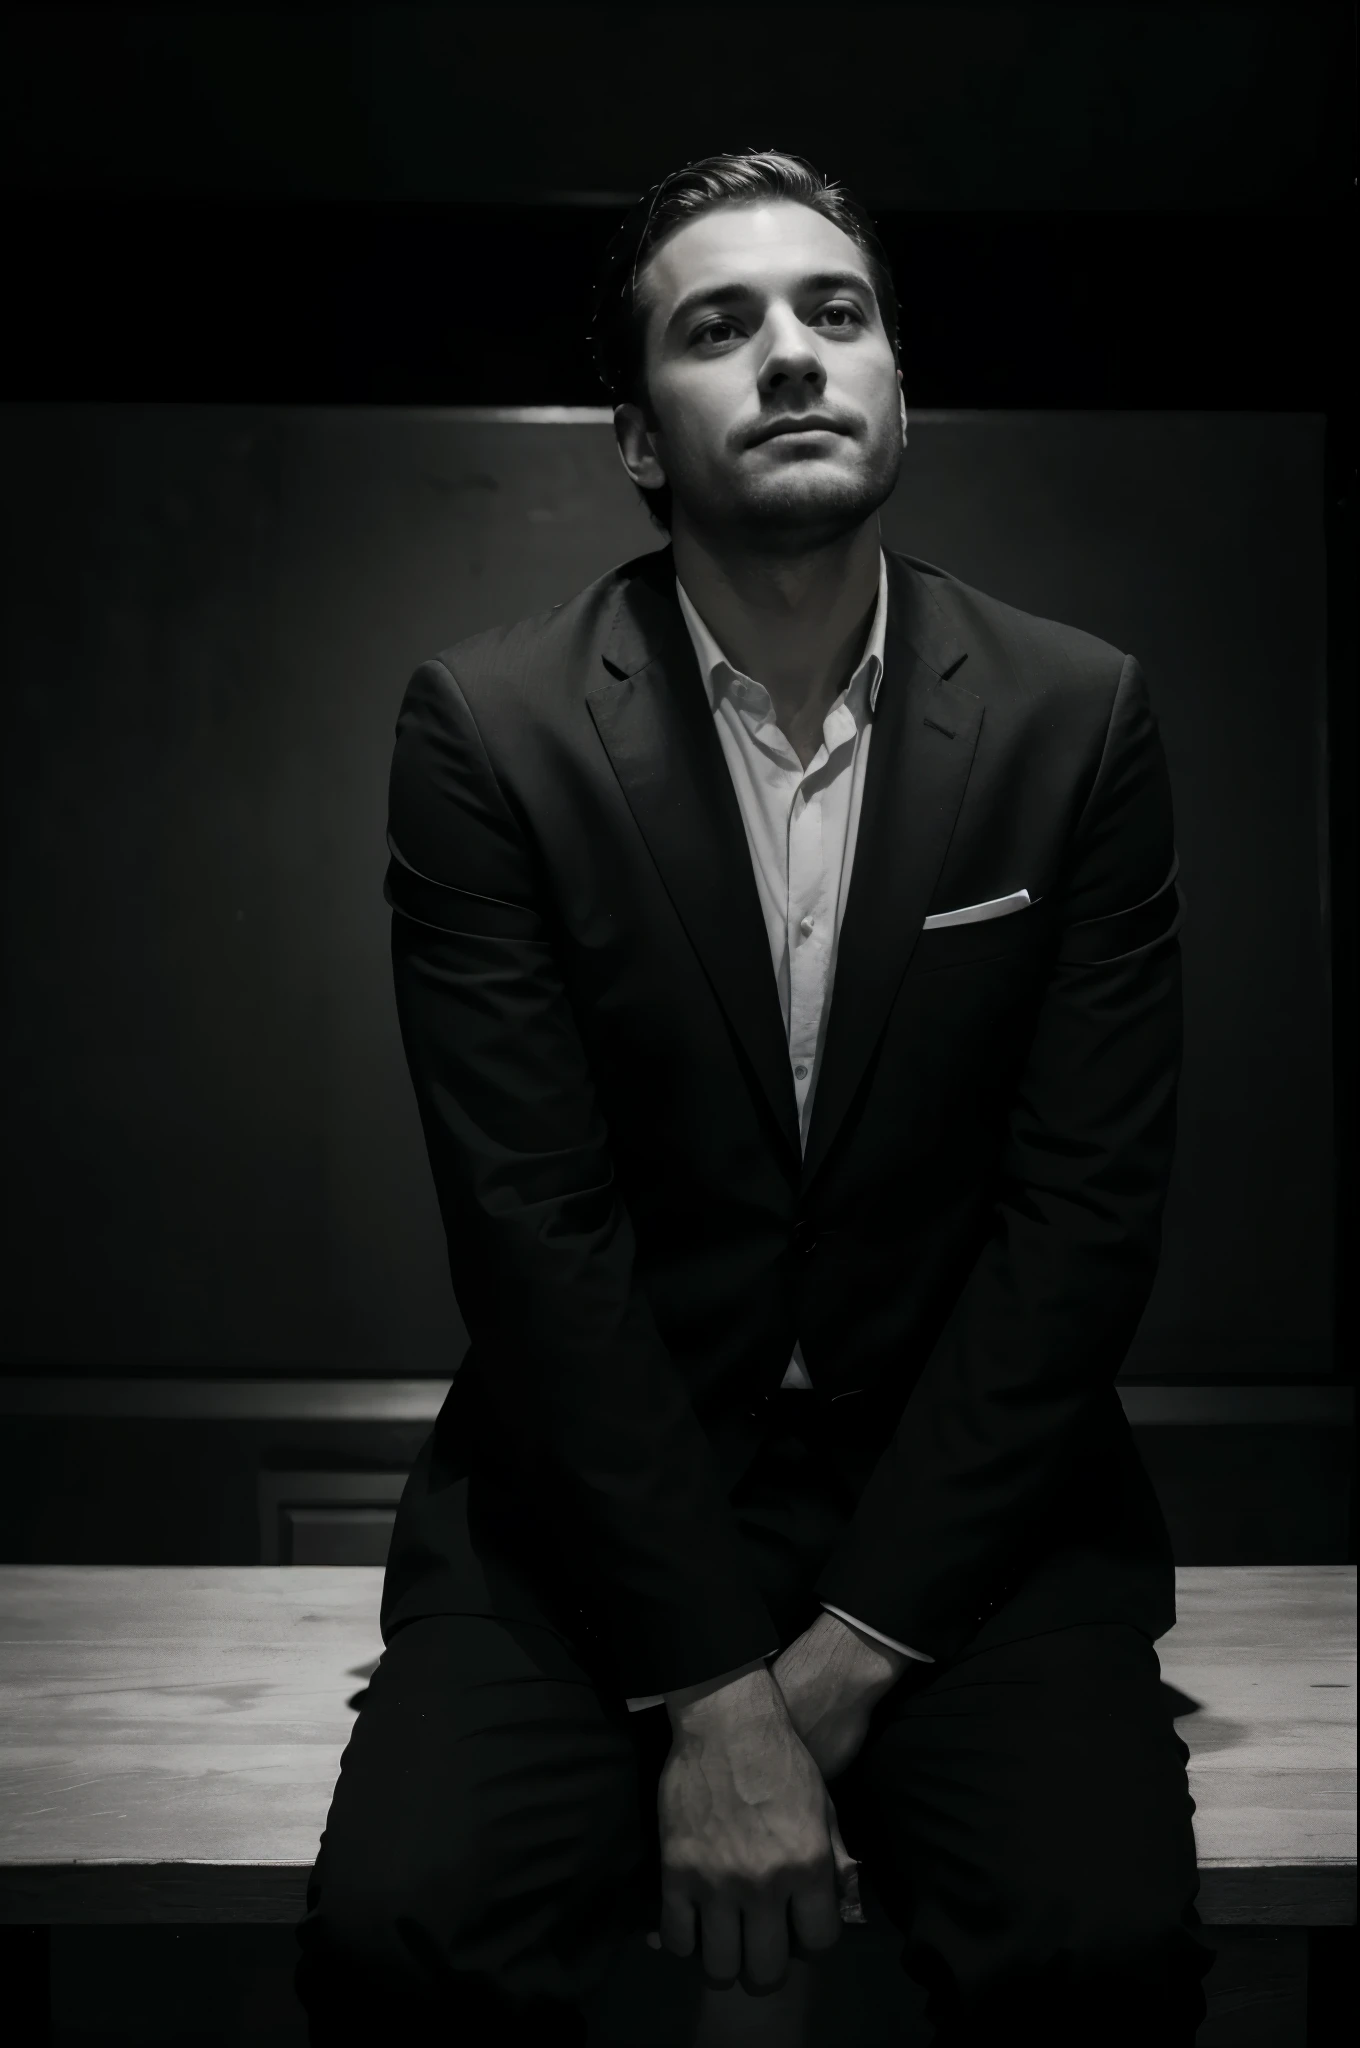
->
<box><xmin>691</xmin><ymin>460</ymin><xmax>899</xmax><ymax>550</ymax></box>
<box><xmin>722</xmin><ymin>489</ymin><xmax>884</xmax><ymax>553</ymax></box>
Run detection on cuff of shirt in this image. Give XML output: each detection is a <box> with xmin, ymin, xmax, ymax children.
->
<box><xmin>819</xmin><ymin>1602</ymin><xmax>935</xmax><ymax>1663</ymax></box>
<box><xmin>624</xmin><ymin>1604</ymin><xmax>933</xmax><ymax>1709</ymax></box>
<box><xmin>625</xmin><ymin>1649</ymin><xmax>779</xmax><ymax>1713</ymax></box>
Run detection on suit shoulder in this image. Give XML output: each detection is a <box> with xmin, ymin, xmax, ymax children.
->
<box><xmin>892</xmin><ymin>549</ymin><xmax>1130</xmax><ymax>700</ymax></box>
<box><xmin>417</xmin><ymin>548</ymin><xmax>666</xmax><ymax>705</ymax></box>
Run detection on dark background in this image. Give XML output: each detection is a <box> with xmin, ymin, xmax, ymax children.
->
<box><xmin>0</xmin><ymin>10</ymin><xmax>1354</xmax><ymax>2046</ymax></box>
<box><xmin>0</xmin><ymin>402</ymin><xmax>1334</xmax><ymax>1382</ymax></box>
<box><xmin>0</xmin><ymin>1</ymin><xmax>1353</xmax><ymax>1556</ymax></box>
<box><xmin>1</xmin><ymin>6</ymin><xmax>1355</xmax><ymax>420</ymax></box>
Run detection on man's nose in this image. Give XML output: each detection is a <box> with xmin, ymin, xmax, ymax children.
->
<box><xmin>759</xmin><ymin>314</ymin><xmax>826</xmax><ymax>389</ymax></box>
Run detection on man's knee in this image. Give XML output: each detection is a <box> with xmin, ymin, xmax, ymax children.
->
<box><xmin>295</xmin><ymin>1884</ymin><xmax>589</xmax><ymax>2047</ymax></box>
<box><xmin>295</xmin><ymin>1829</ymin><xmax>606</xmax><ymax>2045</ymax></box>
<box><xmin>297</xmin><ymin>1791</ymin><xmax>525</xmax><ymax>2015</ymax></box>
<box><xmin>1065</xmin><ymin>1900</ymin><xmax>1212</xmax><ymax>1993</ymax></box>
<box><xmin>296</xmin><ymin>1855</ymin><xmax>456</xmax><ymax>2008</ymax></box>
<box><xmin>916</xmin><ymin>1893</ymin><xmax>1212</xmax><ymax>2043</ymax></box>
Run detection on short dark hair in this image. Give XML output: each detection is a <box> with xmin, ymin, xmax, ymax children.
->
<box><xmin>588</xmin><ymin>148</ymin><xmax>901</xmax><ymax>533</ymax></box>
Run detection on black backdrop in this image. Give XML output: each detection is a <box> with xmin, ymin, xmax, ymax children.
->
<box><xmin>0</xmin><ymin>406</ymin><xmax>1333</xmax><ymax>1381</ymax></box>
<box><xmin>0</xmin><ymin>21</ymin><xmax>1353</xmax><ymax>2044</ymax></box>
<box><xmin>1</xmin><ymin>3</ymin><xmax>1353</xmax><ymax>1390</ymax></box>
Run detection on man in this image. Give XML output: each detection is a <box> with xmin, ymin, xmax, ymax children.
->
<box><xmin>294</xmin><ymin>149</ymin><xmax>1212</xmax><ymax>2046</ymax></box>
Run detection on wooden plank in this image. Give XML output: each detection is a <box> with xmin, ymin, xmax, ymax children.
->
<box><xmin>0</xmin><ymin>1375</ymin><xmax>454</xmax><ymax>1421</ymax></box>
<box><xmin>0</xmin><ymin>1567</ymin><xmax>383</xmax><ymax>1879</ymax></box>
<box><xmin>1157</xmin><ymin>1565</ymin><xmax>1356</xmax><ymax>1916</ymax></box>
<box><xmin>0</xmin><ymin>1565</ymin><xmax>1353</xmax><ymax>1925</ymax></box>
<box><xmin>1</xmin><ymin>1862</ymin><xmax>311</xmax><ymax>1923</ymax></box>
<box><xmin>1195</xmin><ymin>1865</ymin><xmax>1356</xmax><ymax>1927</ymax></box>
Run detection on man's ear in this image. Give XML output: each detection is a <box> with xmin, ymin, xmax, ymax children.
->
<box><xmin>614</xmin><ymin>402</ymin><xmax>667</xmax><ymax>491</ymax></box>
<box><xmin>898</xmin><ymin>377</ymin><xmax>908</xmax><ymax>450</ymax></box>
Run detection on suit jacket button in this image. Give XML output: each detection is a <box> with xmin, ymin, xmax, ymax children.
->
<box><xmin>792</xmin><ymin>1220</ymin><xmax>818</xmax><ymax>1259</ymax></box>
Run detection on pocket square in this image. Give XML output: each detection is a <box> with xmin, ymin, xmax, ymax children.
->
<box><xmin>922</xmin><ymin>889</ymin><xmax>1033</xmax><ymax>931</ymax></box>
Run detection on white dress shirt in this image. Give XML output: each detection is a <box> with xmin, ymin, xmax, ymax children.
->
<box><xmin>623</xmin><ymin>550</ymin><xmax>933</xmax><ymax>1709</ymax></box>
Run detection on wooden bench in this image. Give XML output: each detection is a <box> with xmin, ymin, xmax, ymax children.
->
<box><xmin>1</xmin><ymin>1565</ymin><xmax>1353</xmax><ymax>2043</ymax></box>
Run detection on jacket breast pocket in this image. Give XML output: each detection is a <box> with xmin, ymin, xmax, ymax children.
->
<box><xmin>910</xmin><ymin>898</ymin><xmax>1048</xmax><ymax>974</ymax></box>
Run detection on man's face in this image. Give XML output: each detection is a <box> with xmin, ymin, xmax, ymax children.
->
<box><xmin>617</xmin><ymin>198</ymin><xmax>906</xmax><ymax>546</ymax></box>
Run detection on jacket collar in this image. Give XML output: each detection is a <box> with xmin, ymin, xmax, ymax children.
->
<box><xmin>599</xmin><ymin>541</ymin><xmax>965</xmax><ymax>697</ymax></box>
<box><xmin>672</xmin><ymin>547</ymin><xmax>890</xmax><ymax>717</ymax></box>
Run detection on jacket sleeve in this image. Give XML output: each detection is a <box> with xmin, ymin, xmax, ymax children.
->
<box><xmin>813</xmin><ymin>652</ymin><xmax>1183</xmax><ymax>1663</ymax></box>
<box><xmin>384</xmin><ymin>656</ymin><xmax>778</xmax><ymax>1699</ymax></box>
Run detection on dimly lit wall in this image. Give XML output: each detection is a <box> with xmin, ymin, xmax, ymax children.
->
<box><xmin>0</xmin><ymin>5</ymin><xmax>1352</xmax><ymax>1570</ymax></box>
<box><xmin>0</xmin><ymin>403</ymin><xmax>1334</xmax><ymax>1381</ymax></box>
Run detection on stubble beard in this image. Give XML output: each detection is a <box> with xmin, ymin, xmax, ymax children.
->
<box><xmin>679</xmin><ymin>432</ymin><xmax>903</xmax><ymax>562</ymax></box>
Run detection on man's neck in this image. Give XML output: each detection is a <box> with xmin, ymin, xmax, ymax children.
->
<box><xmin>670</xmin><ymin>518</ymin><xmax>881</xmax><ymax>767</ymax></box>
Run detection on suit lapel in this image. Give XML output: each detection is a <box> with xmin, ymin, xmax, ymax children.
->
<box><xmin>586</xmin><ymin>549</ymin><xmax>802</xmax><ymax>1171</ymax></box>
<box><xmin>800</xmin><ymin>553</ymin><xmax>984</xmax><ymax>1191</ymax></box>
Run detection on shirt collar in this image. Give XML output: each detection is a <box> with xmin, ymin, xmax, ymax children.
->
<box><xmin>674</xmin><ymin>547</ymin><xmax>888</xmax><ymax>718</ymax></box>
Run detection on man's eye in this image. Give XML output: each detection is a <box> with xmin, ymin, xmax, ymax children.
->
<box><xmin>693</xmin><ymin>304</ymin><xmax>865</xmax><ymax>347</ymax></box>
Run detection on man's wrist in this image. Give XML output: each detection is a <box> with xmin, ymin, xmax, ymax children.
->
<box><xmin>665</xmin><ymin>1655</ymin><xmax>782</xmax><ymax>1730</ymax></box>
<box><xmin>812</xmin><ymin>1607</ymin><xmax>911</xmax><ymax>1699</ymax></box>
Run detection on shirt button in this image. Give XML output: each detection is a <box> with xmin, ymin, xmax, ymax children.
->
<box><xmin>794</xmin><ymin>1062</ymin><xmax>808</xmax><ymax>1080</ymax></box>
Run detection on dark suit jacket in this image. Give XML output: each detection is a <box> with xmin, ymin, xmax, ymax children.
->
<box><xmin>378</xmin><ymin>542</ymin><xmax>1182</xmax><ymax>1700</ymax></box>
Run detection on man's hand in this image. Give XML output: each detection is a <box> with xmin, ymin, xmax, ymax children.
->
<box><xmin>656</xmin><ymin>1664</ymin><xmax>858</xmax><ymax>1995</ymax></box>
<box><xmin>771</xmin><ymin>1609</ymin><xmax>911</xmax><ymax>1782</ymax></box>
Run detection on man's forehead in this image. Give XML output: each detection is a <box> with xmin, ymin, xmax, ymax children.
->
<box><xmin>641</xmin><ymin>201</ymin><xmax>867</xmax><ymax>314</ymax></box>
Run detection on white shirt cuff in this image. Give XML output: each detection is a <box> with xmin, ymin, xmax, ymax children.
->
<box><xmin>625</xmin><ymin>1649</ymin><xmax>779</xmax><ymax>1712</ymax></box>
<box><xmin>819</xmin><ymin>1602</ymin><xmax>935</xmax><ymax>1662</ymax></box>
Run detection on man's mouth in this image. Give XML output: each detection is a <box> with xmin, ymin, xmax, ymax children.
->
<box><xmin>748</xmin><ymin>416</ymin><xmax>845</xmax><ymax>447</ymax></box>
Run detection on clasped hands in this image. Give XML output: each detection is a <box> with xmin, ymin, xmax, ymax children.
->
<box><xmin>772</xmin><ymin>1606</ymin><xmax>908</xmax><ymax>1783</ymax></box>
<box><xmin>648</xmin><ymin>1610</ymin><xmax>910</xmax><ymax>1995</ymax></box>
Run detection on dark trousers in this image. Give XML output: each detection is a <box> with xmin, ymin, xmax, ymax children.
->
<box><xmin>294</xmin><ymin>1393</ymin><xmax>1213</xmax><ymax>2045</ymax></box>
